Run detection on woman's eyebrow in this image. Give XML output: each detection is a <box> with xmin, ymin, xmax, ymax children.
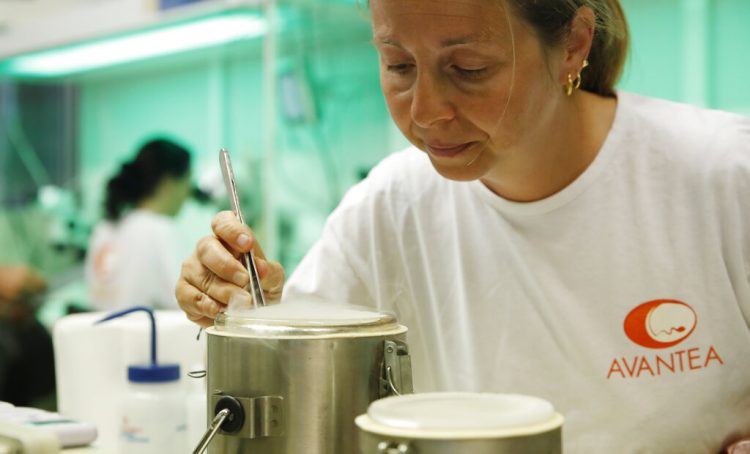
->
<box><xmin>373</xmin><ymin>37</ymin><xmax>402</xmax><ymax>48</ymax></box>
<box><xmin>440</xmin><ymin>34</ymin><xmax>486</xmax><ymax>47</ymax></box>
<box><xmin>373</xmin><ymin>34</ymin><xmax>489</xmax><ymax>48</ymax></box>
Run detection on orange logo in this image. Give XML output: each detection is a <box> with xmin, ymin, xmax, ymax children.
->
<box><xmin>623</xmin><ymin>299</ymin><xmax>697</xmax><ymax>349</ymax></box>
<box><xmin>607</xmin><ymin>299</ymin><xmax>722</xmax><ymax>379</ymax></box>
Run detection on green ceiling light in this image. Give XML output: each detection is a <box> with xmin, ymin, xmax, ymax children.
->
<box><xmin>1</xmin><ymin>11</ymin><xmax>267</xmax><ymax>78</ymax></box>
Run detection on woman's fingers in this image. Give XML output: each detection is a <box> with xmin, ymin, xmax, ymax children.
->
<box><xmin>175</xmin><ymin>275</ymin><xmax>223</xmax><ymax>323</ymax></box>
<box><xmin>176</xmin><ymin>251</ymin><xmax>253</xmax><ymax>325</ymax></box>
<box><xmin>175</xmin><ymin>211</ymin><xmax>287</xmax><ymax>328</ymax></box>
<box><xmin>195</xmin><ymin>235</ymin><xmax>249</xmax><ymax>288</ymax></box>
<box><xmin>211</xmin><ymin>211</ymin><xmax>267</xmax><ymax>259</ymax></box>
<box><xmin>209</xmin><ymin>211</ymin><xmax>286</xmax><ymax>300</ymax></box>
<box><xmin>256</xmin><ymin>258</ymin><xmax>285</xmax><ymax>301</ymax></box>
<box><xmin>185</xmin><ymin>312</ymin><xmax>217</xmax><ymax>329</ymax></box>
<box><xmin>181</xmin><ymin>252</ymin><xmax>251</xmax><ymax>305</ymax></box>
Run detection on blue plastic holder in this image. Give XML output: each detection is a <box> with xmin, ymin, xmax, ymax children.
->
<box><xmin>96</xmin><ymin>306</ymin><xmax>180</xmax><ymax>383</ymax></box>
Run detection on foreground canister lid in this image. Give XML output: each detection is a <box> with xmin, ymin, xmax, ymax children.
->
<box><xmin>213</xmin><ymin>301</ymin><xmax>406</xmax><ymax>338</ymax></box>
<box><xmin>356</xmin><ymin>393</ymin><xmax>564</xmax><ymax>439</ymax></box>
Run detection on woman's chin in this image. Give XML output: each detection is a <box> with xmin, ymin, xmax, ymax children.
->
<box><xmin>428</xmin><ymin>159</ymin><xmax>486</xmax><ymax>182</ymax></box>
<box><xmin>424</xmin><ymin>148</ymin><xmax>489</xmax><ymax>182</ymax></box>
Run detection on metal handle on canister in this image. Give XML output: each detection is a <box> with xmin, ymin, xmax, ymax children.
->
<box><xmin>193</xmin><ymin>408</ymin><xmax>231</xmax><ymax>454</ymax></box>
<box><xmin>380</xmin><ymin>340</ymin><xmax>413</xmax><ymax>397</ymax></box>
<box><xmin>378</xmin><ymin>441</ymin><xmax>411</xmax><ymax>453</ymax></box>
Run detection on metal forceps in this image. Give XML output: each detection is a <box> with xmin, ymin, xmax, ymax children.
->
<box><xmin>220</xmin><ymin>148</ymin><xmax>266</xmax><ymax>308</ymax></box>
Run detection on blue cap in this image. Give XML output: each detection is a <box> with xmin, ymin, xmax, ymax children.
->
<box><xmin>97</xmin><ymin>306</ymin><xmax>183</xmax><ymax>384</ymax></box>
<box><xmin>128</xmin><ymin>364</ymin><xmax>181</xmax><ymax>383</ymax></box>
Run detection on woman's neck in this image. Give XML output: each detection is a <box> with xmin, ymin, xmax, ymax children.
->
<box><xmin>480</xmin><ymin>91</ymin><xmax>617</xmax><ymax>202</ymax></box>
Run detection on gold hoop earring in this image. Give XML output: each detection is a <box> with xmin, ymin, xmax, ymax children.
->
<box><xmin>565</xmin><ymin>59</ymin><xmax>589</xmax><ymax>97</ymax></box>
<box><xmin>565</xmin><ymin>74</ymin><xmax>573</xmax><ymax>96</ymax></box>
<box><xmin>565</xmin><ymin>73</ymin><xmax>578</xmax><ymax>96</ymax></box>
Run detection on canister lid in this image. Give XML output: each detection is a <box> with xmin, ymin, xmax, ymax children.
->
<box><xmin>356</xmin><ymin>392</ymin><xmax>563</xmax><ymax>439</ymax></box>
<box><xmin>213</xmin><ymin>301</ymin><xmax>406</xmax><ymax>338</ymax></box>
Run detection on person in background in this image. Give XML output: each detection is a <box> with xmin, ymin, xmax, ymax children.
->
<box><xmin>85</xmin><ymin>138</ymin><xmax>192</xmax><ymax>311</ymax></box>
<box><xmin>0</xmin><ymin>265</ymin><xmax>46</xmax><ymax>305</ymax></box>
<box><xmin>0</xmin><ymin>264</ymin><xmax>55</xmax><ymax>407</ymax></box>
<box><xmin>174</xmin><ymin>0</ymin><xmax>749</xmax><ymax>452</ymax></box>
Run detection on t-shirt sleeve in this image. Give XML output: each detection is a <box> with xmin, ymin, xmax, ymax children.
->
<box><xmin>283</xmin><ymin>183</ymin><xmax>376</xmax><ymax>307</ymax></box>
<box><xmin>716</xmin><ymin>114</ymin><xmax>750</xmax><ymax>316</ymax></box>
<box><xmin>283</xmin><ymin>220</ymin><xmax>373</xmax><ymax>307</ymax></box>
<box><xmin>738</xmin><ymin>120</ymin><xmax>750</xmax><ymax>289</ymax></box>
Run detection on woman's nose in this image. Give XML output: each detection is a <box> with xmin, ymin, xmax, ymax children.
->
<box><xmin>410</xmin><ymin>71</ymin><xmax>455</xmax><ymax>128</ymax></box>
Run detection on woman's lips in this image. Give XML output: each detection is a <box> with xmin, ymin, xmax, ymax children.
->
<box><xmin>426</xmin><ymin>142</ymin><xmax>472</xmax><ymax>158</ymax></box>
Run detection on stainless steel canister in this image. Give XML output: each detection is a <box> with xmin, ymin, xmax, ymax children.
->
<box><xmin>202</xmin><ymin>303</ymin><xmax>412</xmax><ymax>454</ymax></box>
<box><xmin>355</xmin><ymin>392</ymin><xmax>564</xmax><ymax>454</ymax></box>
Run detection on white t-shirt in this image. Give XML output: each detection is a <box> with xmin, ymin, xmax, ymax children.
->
<box><xmin>284</xmin><ymin>92</ymin><xmax>750</xmax><ymax>453</ymax></box>
<box><xmin>85</xmin><ymin>210</ymin><xmax>182</xmax><ymax>311</ymax></box>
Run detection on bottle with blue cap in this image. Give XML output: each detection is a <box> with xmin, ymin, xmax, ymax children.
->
<box><xmin>97</xmin><ymin>306</ymin><xmax>187</xmax><ymax>454</ymax></box>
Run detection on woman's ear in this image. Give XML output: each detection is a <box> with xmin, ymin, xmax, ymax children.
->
<box><xmin>558</xmin><ymin>6</ymin><xmax>595</xmax><ymax>85</ymax></box>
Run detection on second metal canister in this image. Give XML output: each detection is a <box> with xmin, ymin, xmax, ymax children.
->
<box><xmin>355</xmin><ymin>392</ymin><xmax>564</xmax><ymax>454</ymax></box>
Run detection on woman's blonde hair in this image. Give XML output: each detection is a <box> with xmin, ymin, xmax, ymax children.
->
<box><xmin>507</xmin><ymin>0</ymin><xmax>629</xmax><ymax>96</ymax></box>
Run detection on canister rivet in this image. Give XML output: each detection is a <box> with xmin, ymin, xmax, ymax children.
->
<box><xmin>377</xmin><ymin>441</ymin><xmax>411</xmax><ymax>453</ymax></box>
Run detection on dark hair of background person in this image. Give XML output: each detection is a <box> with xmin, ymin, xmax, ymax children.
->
<box><xmin>104</xmin><ymin>138</ymin><xmax>191</xmax><ymax>221</ymax></box>
<box><xmin>507</xmin><ymin>0</ymin><xmax>629</xmax><ymax>96</ymax></box>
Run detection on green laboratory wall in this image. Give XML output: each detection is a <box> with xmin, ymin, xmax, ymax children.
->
<box><xmin>78</xmin><ymin>45</ymin><xmax>269</xmax><ymax>256</ymax></box>
<box><xmin>619</xmin><ymin>0</ymin><xmax>750</xmax><ymax>114</ymax></box>
<box><xmin>77</xmin><ymin>7</ymin><xmax>393</xmax><ymax>267</ymax></box>
<box><xmin>711</xmin><ymin>0</ymin><xmax>750</xmax><ymax>113</ymax></box>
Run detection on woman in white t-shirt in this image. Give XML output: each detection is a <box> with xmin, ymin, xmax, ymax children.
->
<box><xmin>173</xmin><ymin>1</ymin><xmax>750</xmax><ymax>452</ymax></box>
<box><xmin>86</xmin><ymin>138</ymin><xmax>192</xmax><ymax>310</ymax></box>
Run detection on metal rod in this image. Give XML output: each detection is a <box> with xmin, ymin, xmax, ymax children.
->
<box><xmin>193</xmin><ymin>408</ymin><xmax>231</xmax><ymax>454</ymax></box>
<box><xmin>219</xmin><ymin>148</ymin><xmax>266</xmax><ymax>307</ymax></box>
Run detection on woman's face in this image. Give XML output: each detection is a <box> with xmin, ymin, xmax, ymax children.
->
<box><xmin>166</xmin><ymin>172</ymin><xmax>192</xmax><ymax>216</ymax></box>
<box><xmin>371</xmin><ymin>0</ymin><xmax>563</xmax><ymax>182</ymax></box>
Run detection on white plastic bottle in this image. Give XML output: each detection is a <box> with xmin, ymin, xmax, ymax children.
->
<box><xmin>119</xmin><ymin>363</ymin><xmax>186</xmax><ymax>454</ymax></box>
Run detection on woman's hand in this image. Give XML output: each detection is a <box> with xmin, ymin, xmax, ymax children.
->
<box><xmin>175</xmin><ymin>211</ymin><xmax>285</xmax><ymax>327</ymax></box>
